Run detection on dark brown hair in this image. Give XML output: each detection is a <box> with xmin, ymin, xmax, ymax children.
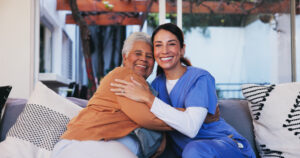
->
<box><xmin>151</xmin><ymin>23</ymin><xmax>191</xmax><ymax>76</ymax></box>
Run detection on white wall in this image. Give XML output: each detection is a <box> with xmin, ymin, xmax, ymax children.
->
<box><xmin>184</xmin><ymin>15</ymin><xmax>293</xmax><ymax>85</ymax></box>
<box><xmin>0</xmin><ymin>0</ymin><xmax>36</xmax><ymax>99</ymax></box>
<box><xmin>242</xmin><ymin>14</ymin><xmax>292</xmax><ymax>84</ymax></box>
<box><xmin>242</xmin><ymin>19</ymin><xmax>276</xmax><ymax>83</ymax></box>
<box><xmin>0</xmin><ymin>0</ymin><xmax>78</xmax><ymax>98</ymax></box>
<box><xmin>185</xmin><ymin>27</ymin><xmax>245</xmax><ymax>84</ymax></box>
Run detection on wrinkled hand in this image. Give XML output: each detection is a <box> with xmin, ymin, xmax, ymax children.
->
<box><xmin>110</xmin><ymin>77</ymin><xmax>153</xmax><ymax>104</ymax></box>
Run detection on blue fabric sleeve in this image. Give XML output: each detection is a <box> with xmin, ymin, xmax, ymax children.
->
<box><xmin>184</xmin><ymin>74</ymin><xmax>217</xmax><ymax>114</ymax></box>
<box><xmin>150</xmin><ymin>80</ymin><xmax>157</xmax><ymax>91</ymax></box>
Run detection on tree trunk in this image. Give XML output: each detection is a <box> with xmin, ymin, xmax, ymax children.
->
<box><xmin>97</xmin><ymin>26</ymin><xmax>105</xmax><ymax>80</ymax></box>
<box><xmin>109</xmin><ymin>26</ymin><xmax>117</xmax><ymax>71</ymax></box>
<box><xmin>118</xmin><ymin>26</ymin><xmax>126</xmax><ymax>66</ymax></box>
<box><xmin>69</xmin><ymin>0</ymin><xmax>97</xmax><ymax>99</ymax></box>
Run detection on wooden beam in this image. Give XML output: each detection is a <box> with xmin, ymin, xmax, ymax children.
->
<box><xmin>57</xmin><ymin>0</ymin><xmax>289</xmax><ymax>14</ymax></box>
<box><xmin>181</xmin><ymin>0</ymin><xmax>289</xmax><ymax>14</ymax></box>
<box><xmin>65</xmin><ymin>13</ymin><xmax>142</xmax><ymax>25</ymax></box>
<box><xmin>57</xmin><ymin>0</ymin><xmax>153</xmax><ymax>12</ymax></box>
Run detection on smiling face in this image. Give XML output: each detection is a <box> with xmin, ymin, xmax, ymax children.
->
<box><xmin>123</xmin><ymin>41</ymin><xmax>154</xmax><ymax>79</ymax></box>
<box><xmin>153</xmin><ymin>29</ymin><xmax>185</xmax><ymax>72</ymax></box>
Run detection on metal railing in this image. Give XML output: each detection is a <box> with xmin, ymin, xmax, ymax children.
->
<box><xmin>216</xmin><ymin>82</ymin><xmax>270</xmax><ymax>99</ymax></box>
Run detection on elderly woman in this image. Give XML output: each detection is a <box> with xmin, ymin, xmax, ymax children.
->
<box><xmin>51</xmin><ymin>32</ymin><xmax>172</xmax><ymax>158</ymax></box>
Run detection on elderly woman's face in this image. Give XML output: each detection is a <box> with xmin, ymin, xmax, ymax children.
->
<box><xmin>123</xmin><ymin>41</ymin><xmax>154</xmax><ymax>79</ymax></box>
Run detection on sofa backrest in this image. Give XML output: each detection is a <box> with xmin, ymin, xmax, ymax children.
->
<box><xmin>219</xmin><ymin>99</ymin><xmax>259</xmax><ymax>157</ymax></box>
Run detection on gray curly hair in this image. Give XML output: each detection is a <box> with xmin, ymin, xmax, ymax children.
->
<box><xmin>122</xmin><ymin>32</ymin><xmax>152</xmax><ymax>57</ymax></box>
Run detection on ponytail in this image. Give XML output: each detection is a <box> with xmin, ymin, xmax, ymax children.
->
<box><xmin>180</xmin><ymin>57</ymin><xmax>192</xmax><ymax>66</ymax></box>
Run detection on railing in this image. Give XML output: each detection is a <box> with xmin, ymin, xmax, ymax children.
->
<box><xmin>216</xmin><ymin>82</ymin><xmax>270</xmax><ymax>99</ymax></box>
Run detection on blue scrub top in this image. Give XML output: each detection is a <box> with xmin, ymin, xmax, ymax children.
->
<box><xmin>151</xmin><ymin>66</ymin><xmax>250</xmax><ymax>154</ymax></box>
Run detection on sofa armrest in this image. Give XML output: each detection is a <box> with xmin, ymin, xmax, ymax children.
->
<box><xmin>0</xmin><ymin>98</ymin><xmax>27</xmax><ymax>141</ymax></box>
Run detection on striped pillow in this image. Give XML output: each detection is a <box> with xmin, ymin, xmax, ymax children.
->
<box><xmin>242</xmin><ymin>83</ymin><xmax>300</xmax><ymax>158</ymax></box>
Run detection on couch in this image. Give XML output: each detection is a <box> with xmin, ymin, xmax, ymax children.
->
<box><xmin>0</xmin><ymin>97</ymin><xmax>259</xmax><ymax>157</ymax></box>
<box><xmin>219</xmin><ymin>100</ymin><xmax>259</xmax><ymax>157</ymax></box>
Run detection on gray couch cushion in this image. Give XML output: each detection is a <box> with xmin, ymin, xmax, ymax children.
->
<box><xmin>219</xmin><ymin>99</ymin><xmax>259</xmax><ymax>157</ymax></box>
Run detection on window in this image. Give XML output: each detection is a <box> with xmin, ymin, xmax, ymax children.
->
<box><xmin>39</xmin><ymin>11</ymin><xmax>74</xmax><ymax>94</ymax></box>
<box><xmin>39</xmin><ymin>19</ymin><xmax>54</xmax><ymax>73</ymax></box>
<box><xmin>61</xmin><ymin>31</ymin><xmax>73</xmax><ymax>80</ymax></box>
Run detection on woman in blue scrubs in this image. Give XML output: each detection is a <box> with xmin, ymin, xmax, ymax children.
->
<box><xmin>111</xmin><ymin>23</ymin><xmax>255</xmax><ymax>158</ymax></box>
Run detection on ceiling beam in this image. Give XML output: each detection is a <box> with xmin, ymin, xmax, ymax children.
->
<box><xmin>57</xmin><ymin>0</ymin><xmax>289</xmax><ymax>14</ymax></box>
<box><xmin>182</xmin><ymin>0</ymin><xmax>289</xmax><ymax>14</ymax></box>
<box><xmin>65</xmin><ymin>13</ymin><xmax>143</xmax><ymax>25</ymax></box>
<box><xmin>57</xmin><ymin>0</ymin><xmax>153</xmax><ymax>12</ymax></box>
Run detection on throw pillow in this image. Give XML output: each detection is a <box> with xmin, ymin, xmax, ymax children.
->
<box><xmin>242</xmin><ymin>83</ymin><xmax>300</xmax><ymax>158</ymax></box>
<box><xmin>0</xmin><ymin>85</ymin><xmax>12</xmax><ymax>120</ymax></box>
<box><xmin>0</xmin><ymin>82</ymin><xmax>82</xmax><ymax>158</ymax></box>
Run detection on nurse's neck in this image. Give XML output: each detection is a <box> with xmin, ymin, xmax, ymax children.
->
<box><xmin>165</xmin><ymin>65</ymin><xmax>187</xmax><ymax>80</ymax></box>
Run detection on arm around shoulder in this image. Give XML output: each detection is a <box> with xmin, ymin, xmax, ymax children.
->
<box><xmin>117</xmin><ymin>74</ymin><xmax>172</xmax><ymax>131</ymax></box>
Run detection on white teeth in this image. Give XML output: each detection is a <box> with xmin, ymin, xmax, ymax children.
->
<box><xmin>161</xmin><ymin>57</ymin><xmax>172</xmax><ymax>61</ymax></box>
<box><xmin>136</xmin><ymin>65</ymin><xmax>146</xmax><ymax>68</ymax></box>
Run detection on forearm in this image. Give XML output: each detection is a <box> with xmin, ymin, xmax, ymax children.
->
<box><xmin>118</xmin><ymin>96</ymin><xmax>172</xmax><ymax>131</ymax></box>
<box><xmin>144</xmin><ymin>92</ymin><xmax>155</xmax><ymax>108</ymax></box>
<box><xmin>151</xmin><ymin>97</ymin><xmax>208</xmax><ymax>138</ymax></box>
<box><xmin>142</xmin><ymin>89</ymin><xmax>185</xmax><ymax>111</ymax></box>
<box><xmin>138</xmin><ymin>117</ymin><xmax>173</xmax><ymax>131</ymax></box>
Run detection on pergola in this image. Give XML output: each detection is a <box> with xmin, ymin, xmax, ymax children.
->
<box><xmin>57</xmin><ymin>0</ymin><xmax>293</xmax><ymax>26</ymax></box>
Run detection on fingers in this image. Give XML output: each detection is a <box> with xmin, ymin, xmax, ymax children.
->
<box><xmin>110</xmin><ymin>88</ymin><xmax>123</xmax><ymax>93</ymax></box>
<box><xmin>130</xmin><ymin>77</ymin><xmax>142</xmax><ymax>86</ymax></box>
<box><xmin>114</xmin><ymin>92</ymin><xmax>125</xmax><ymax>96</ymax></box>
<box><xmin>110</xmin><ymin>77</ymin><xmax>143</xmax><ymax>95</ymax></box>
<box><xmin>110</xmin><ymin>82</ymin><xmax>126</xmax><ymax>89</ymax></box>
<box><xmin>114</xmin><ymin>92</ymin><xmax>126</xmax><ymax>96</ymax></box>
<box><xmin>110</xmin><ymin>88</ymin><xmax>126</xmax><ymax>96</ymax></box>
<box><xmin>114</xmin><ymin>79</ymin><xmax>131</xmax><ymax>85</ymax></box>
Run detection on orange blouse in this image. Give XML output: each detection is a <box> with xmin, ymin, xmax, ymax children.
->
<box><xmin>61</xmin><ymin>67</ymin><xmax>171</xmax><ymax>141</ymax></box>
